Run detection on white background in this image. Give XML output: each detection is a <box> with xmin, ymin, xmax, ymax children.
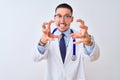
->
<box><xmin>0</xmin><ymin>0</ymin><xmax>120</xmax><ymax>80</ymax></box>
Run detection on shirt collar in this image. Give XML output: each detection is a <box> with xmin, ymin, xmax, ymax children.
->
<box><xmin>57</xmin><ymin>28</ymin><xmax>71</xmax><ymax>37</ymax></box>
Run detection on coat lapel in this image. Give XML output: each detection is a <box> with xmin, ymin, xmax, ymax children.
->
<box><xmin>52</xmin><ymin>38</ymin><xmax>63</xmax><ymax>63</ymax></box>
<box><xmin>64</xmin><ymin>37</ymin><xmax>73</xmax><ymax>64</ymax></box>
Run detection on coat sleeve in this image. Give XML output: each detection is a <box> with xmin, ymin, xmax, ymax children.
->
<box><xmin>83</xmin><ymin>35</ymin><xmax>100</xmax><ymax>62</ymax></box>
<box><xmin>33</xmin><ymin>42</ymin><xmax>49</xmax><ymax>62</ymax></box>
<box><xmin>88</xmin><ymin>44</ymin><xmax>100</xmax><ymax>61</ymax></box>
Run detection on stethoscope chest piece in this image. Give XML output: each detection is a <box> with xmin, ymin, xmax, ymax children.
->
<box><xmin>71</xmin><ymin>55</ymin><xmax>77</xmax><ymax>61</ymax></box>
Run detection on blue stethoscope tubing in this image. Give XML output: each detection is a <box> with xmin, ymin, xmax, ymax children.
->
<box><xmin>52</xmin><ymin>28</ymin><xmax>76</xmax><ymax>60</ymax></box>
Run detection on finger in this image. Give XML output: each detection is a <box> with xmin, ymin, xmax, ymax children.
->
<box><xmin>73</xmin><ymin>38</ymin><xmax>88</xmax><ymax>44</ymax></box>
<box><xmin>70</xmin><ymin>33</ymin><xmax>77</xmax><ymax>38</ymax></box>
<box><xmin>42</xmin><ymin>22</ymin><xmax>49</xmax><ymax>34</ymax></box>
<box><xmin>70</xmin><ymin>33</ymin><xmax>83</xmax><ymax>38</ymax></box>
<box><xmin>47</xmin><ymin>34</ymin><xmax>61</xmax><ymax>41</ymax></box>
<box><xmin>80</xmin><ymin>38</ymin><xmax>88</xmax><ymax>42</ymax></box>
<box><xmin>48</xmin><ymin>37</ymin><xmax>55</xmax><ymax>40</ymax></box>
<box><xmin>81</xmin><ymin>37</ymin><xmax>91</xmax><ymax>45</ymax></box>
<box><xmin>53</xmin><ymin>35</ymin><xmax>61</xmax><ymax>38</ymax></box>
<box><xmin>42</xmin><ymin>22</ymin><xmax>48</xmax><ymax>29</ymax></box>
<box><xmin>76</xmin><ymin>19</ymin><xmax>84</xmax><ymax>25</ymax></box>
<box><xmin>69</xmin><ymin>33</ymin><xmax>74</xmax><ymax>37</ymax></box>
<box><xmin>48</xmin><ymin>20</ymin><xmax>54</xmax><ymax>30</ymax></box>
<box><xmin>73</xmin><ymin>40</ymin><xmax>82</xmax><ymax>44</ymax></box>
<box><xmin>80</xmin><ymin>25</ymin><xmax>88</xmax><ymax>30</ymax></box>
<box><xmin>76</xmin><ymin>19</ymin><xmax>88</xmax><ymax>31</ymax></box>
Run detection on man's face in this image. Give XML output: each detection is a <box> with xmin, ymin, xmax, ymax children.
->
<box><xmin>54</xmin><ymin>8</ymin><xmax>73</xmax><ymax>32</ymax></box>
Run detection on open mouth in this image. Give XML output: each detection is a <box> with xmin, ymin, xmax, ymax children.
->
<box><xmin>59</xmin><ymin>23</ymin><xmax>66</xmax><ymax>27</ymax></box>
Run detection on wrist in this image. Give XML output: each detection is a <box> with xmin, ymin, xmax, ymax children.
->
<box><xmin>86</xmin><ymin>41</ymin><xmax>93</xmax><ymax>46</ymax></box>
<box><xmin>85</xmin><ymin>35</ymin><xmax>93</xmax><ymax>46</ymax></box>
<box><xmin>39</xmin><ymin>39</ymin><xmax>48</xmax><ymax>46</ymax></box>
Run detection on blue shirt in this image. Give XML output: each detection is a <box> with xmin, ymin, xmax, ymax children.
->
<box><xmin>37</xmin><ymin>28</ymin><xmax>95</xmax><ymax>56</ymax></box>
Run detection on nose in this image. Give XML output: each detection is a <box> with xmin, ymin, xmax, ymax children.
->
<box><xmin>60</xmin><ymin>17</ymin><xmax>65</xmax><ymax>23</ymax></box>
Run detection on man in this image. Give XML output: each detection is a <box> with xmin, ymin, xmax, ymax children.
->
<box><xmin>34</xmin><ymin>3</ymin><xmax>100</xmax><ymax>80</ymax></box>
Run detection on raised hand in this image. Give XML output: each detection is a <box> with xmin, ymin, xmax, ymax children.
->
<box><xmin>70</xmin><ymin>19</ymin><xmax>93</xmax><ymax>46</ymax></box>
<box><xmin>40</xmin><ymin>20</ymin><xmax>61</xmax><ymax>44</ymax></box>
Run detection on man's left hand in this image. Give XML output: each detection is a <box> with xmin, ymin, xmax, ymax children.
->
<box><xmin>70</xmin><ymin>19</ymin><xmax>93</xmax><ymax>46</ymax></box>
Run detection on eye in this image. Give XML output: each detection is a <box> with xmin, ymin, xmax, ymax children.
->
<box><xmin>64</xmin><ymin>15</ymin><xmax>71</xmax><ymax>19</ymax></box>
<box><xmin>55</xmin><ymin>14</ymin><xmax>62</xmax><ymax>18</ymax></box>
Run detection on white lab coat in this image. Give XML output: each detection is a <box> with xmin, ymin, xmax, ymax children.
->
<box><xmin>33</xmin><ymin>33</ymin><xmax>100</xmax><ymax>80</ymax></box>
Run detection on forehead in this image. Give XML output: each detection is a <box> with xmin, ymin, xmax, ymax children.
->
<box><xmin>55</xmin><ymin>8</ymin><xmax>72</xmax><ymax>15</ymax></box>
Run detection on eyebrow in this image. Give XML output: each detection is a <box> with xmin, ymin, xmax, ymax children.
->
<box><xmin>55</xmin><ymin>13</ymin><xmax>72</xmax><ymax>16</ymax></box>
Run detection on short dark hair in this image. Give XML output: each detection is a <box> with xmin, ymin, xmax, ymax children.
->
<box><xmin>55</xmin><ymin>3</ymin><xmax>73</xmax><ymax>14</ymax></box>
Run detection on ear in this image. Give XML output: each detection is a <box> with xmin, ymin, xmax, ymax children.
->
<box><xmin>54</xmin><ymin>16</ymin><xmax>55</xmax><ymax>20</ymax></box>
<box><xmin>71</xmin><ymin>16</ymin><xmax>74</xmax><ymax>22</ymax></box>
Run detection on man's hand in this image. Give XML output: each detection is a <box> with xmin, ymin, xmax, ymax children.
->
<box><xmin>70</xmin><ymin>19</ymin><xmax>93</xmax><ymax>46</ymax></box>
<box><xmin>40</xmin><ymin>20</ymin><xmax>61</xmax><ymax>45</ymax></box>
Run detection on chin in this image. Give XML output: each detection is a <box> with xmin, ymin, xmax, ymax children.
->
<box><xmin>58</xmin><ymin>28</ymin><xmax>68</xmax><ymax>32</ymax></box>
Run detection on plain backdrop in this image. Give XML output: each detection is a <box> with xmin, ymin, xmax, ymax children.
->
<box><xmin>0</xmin><ymin>0</ymin><xmax>120</xmax><ymax>80</ymax></box>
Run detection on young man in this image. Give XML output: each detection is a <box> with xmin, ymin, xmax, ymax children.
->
<box><xmin>34</xmin><ymin>3</ymin><xmax>100</xmax><ymax>80</ymax></box>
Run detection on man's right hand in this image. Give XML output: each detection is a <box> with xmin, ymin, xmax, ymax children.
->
<box><xmin>39</xmin><ymin>20</ymin><xmax>61</xmax><ymax>45</ymax></box>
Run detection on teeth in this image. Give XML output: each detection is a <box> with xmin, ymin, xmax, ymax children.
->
<box><xmin>60</xmin><ymin>24</ymin><xmax>66</xmax><ymax>27</ymax></box>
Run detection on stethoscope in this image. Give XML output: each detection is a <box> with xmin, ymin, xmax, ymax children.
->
<box><xmin>52</xmin><ymin>28</ymin><xmax>77</xmax><ymax>61</ymax></box>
